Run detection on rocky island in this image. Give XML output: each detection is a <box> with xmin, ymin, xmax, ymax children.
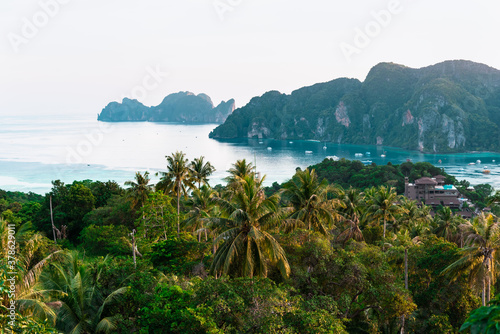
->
<box><xmin>210</xmin><ymin>60</ymin><xmax>500</xmax><ymax>153</ymax></box>
<box><xmin>98</xmin><ymin>91</ymin><xmax>235</xmax><ymax>124</ymax></box>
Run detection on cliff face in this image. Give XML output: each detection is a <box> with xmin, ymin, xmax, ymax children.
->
<box><xmin>209</xmin><ymin>60</ymin><xmax>500</xmax><ymax>153</ymax></box>
<box><xmin>98</xmin><ymin>92</ymin><xmax>235</xmax><ymax>124</ymax></box>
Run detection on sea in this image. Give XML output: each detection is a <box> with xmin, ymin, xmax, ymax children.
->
<box><xmin>1</xmin><ymin>115</ymin><xmax>499</xmax><ymax>195</ymax></box>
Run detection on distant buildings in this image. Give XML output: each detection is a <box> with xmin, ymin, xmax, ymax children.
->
<box><xmin>404</xmin><ymin>175</ymin><xmax>474</xmax><ymax>218</ymax></box>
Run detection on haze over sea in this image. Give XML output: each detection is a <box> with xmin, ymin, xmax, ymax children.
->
<box><xmin>1</xmin><ymin>115</ymin><xmax>499</xmax><ymax>195</ymax></box>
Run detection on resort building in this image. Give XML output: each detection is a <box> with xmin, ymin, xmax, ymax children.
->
<box><xmin>404</xmin><ymin>175</ymin><xmax>474</xmax><ymax>218</ymax></box>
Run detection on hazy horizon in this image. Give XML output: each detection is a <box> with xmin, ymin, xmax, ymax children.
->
<box><xmin>2</xmin><ymin>0</ymin><xmax>500</xmax><ymax>117</ymax></box>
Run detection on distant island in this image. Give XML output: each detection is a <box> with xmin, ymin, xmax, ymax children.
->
<box><xmin>98</xmin><ymin>91</ymin><xmax>235</xmax><ymax>124</ymax></box>
<box><xmin>210</xmin><ymin>60</ymin><xmax>500</xmax><ymax>153</ymax></box>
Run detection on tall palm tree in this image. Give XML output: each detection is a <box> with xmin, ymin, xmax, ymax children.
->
<box><xmin>190</xmin><ymin>156</ymin><xmax>215</xmax><ymax>189</ymax></box>
<box><xmin>0</xmin><ymin>219</ymin><xmax>62</xmax><ymax>324</ymax></box>
<box><xmin>224</xmin><ymin>159</ymin><xmax>255</xmax><ymax>186</ymax></box>
<box><xmin>333</xmin><ymin>187</ymin><xmax>366</xmax><ymax>221</ymax></box>
<box><xmin>366</xmin><ymin>186</ymin><xmax>402</xmax><ymax>241</ymax></box>
<box><xmin>443</xmin><ymin>213</ymin><xmax>500</xmax><ymax>306</ymax></box>
<box><xmin>184</xmin><ymin>185</ymin><xmax>219</xmax><ymax>241</ymax></box>
<box><xmin>124</xmin><ymin>171</ymin><xmax>153</xmax><ymax>210</ymax></box>
<box><xmin>210</xmin><ymin>175</ymin><xmax>290</xmax><ymax>278</ymax></box>
<box><xmin>281</xmin><ymin>168</ymin><xmax>338</xmax><ymax>234</ymax></box>
<box><xmin>336</xmin><ymin>213</ymin><xmax>364</xmax><ymax>245</ymax></box>
<box><xmin>397</xmin><ymin>198</ymin><xmax>431</xmax><ymax>236</ymax></box>
<box><xmin>41</xmin><ymin>252</ymin><xmax>127</xmax><ymax>333</ymax></box>
<box><xmin>432</xmin><ymin>206</ymin><xmax>463</xmax><ymax>243</ymax></box>
<box><xmin>159</xmin><ymin>151</ymin><xmax>194</xmax><ymax>236</ymax></box>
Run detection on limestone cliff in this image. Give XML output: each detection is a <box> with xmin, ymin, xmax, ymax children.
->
<box><xmin>210</xmin><ymin>60</ymin><xmax>500</xmax><ymax>153</ymax></box>
<box><xmin>98</xmin><ymin>92</ymin><xmax>235</xmax><ymax>124</ymax></box>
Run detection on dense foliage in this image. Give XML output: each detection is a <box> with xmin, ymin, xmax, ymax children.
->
<box><xmin>2</xmin><ymin>154</ymin><xmax>500</xmax><ymax>333</ymax></box>
<box><xmin>210</xmin><ymin>60</ymin><xmax>500</xmax><ymax>153</ymax></box>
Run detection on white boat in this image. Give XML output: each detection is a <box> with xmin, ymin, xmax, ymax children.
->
<box><xmin>259</xmin><ymin>141</ymin><xmax>263</xmax><ymax>144</ymax></box>
<box><xmin>484</xmin><ymin>166</ymin><xmax>488</xmax><ymax>169</ymax></box>
<box><xmin>477</xmin><ymin>159</ymin><xmax>481</xmax><ymax>164</ymax></box>
<box><xmin>323</xmin><ymin>145</ymin><xmax>327</xmax><ymax>150</ymax></box>
<box><xmin>365</xmin><ymin>152</ymin><xmax>371</xmax><ymax>156</ymax></box>
<box><xmin>380</xmin><ymin>154</ymin><xmax>386</xmax><ymax>158</ymax></box>
<box><xmin>354</xmin><ymin>153</ymin><xmax>363</xmax><ymax>157</ymax></box>
<box><xmin>289</xmin><ymin>141</ymin><xmax>293</xmax><ymax>144</ymax></box>
<box><xmin>267</xmin><ymin>147</ymin><xmax>272</xmax><ymax>151</ymax></box>
<box><xmin>468</xmin><ymin>162</ymin><xmax>475</xmax><ymax>165</ymax></box>
<box><xmin>305</xmin><ymin>150</ymin><xmax>313</xmax><ymax>154</ymax></box>
<box><xmin>327</xmin><ymin>155</ymin><xmax>340</xmax><ymax>161</ymax></box>
<box><xmin>362</xmin><ymin>160</ymin><xmax>373</xmax><ymax>164</ymax></box>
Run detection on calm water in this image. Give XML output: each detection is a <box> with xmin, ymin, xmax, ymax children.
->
<box><xmin>1</xmin><ymin>115</ymin><xmax>499</xmax><ymax>194</ymax></box>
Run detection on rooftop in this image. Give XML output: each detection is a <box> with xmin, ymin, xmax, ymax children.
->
<box><xmin>415</xmin><ymin>177</ymin><xmax>438</xmax><ymax>185</ymax></box>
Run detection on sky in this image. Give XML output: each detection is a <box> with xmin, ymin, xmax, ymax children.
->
<box><xmin>1</xmin><ymin>0</ymin><xmax>499</xmax><ymax>117</ymax></box>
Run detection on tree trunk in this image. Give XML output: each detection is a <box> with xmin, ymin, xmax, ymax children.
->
<box><xmin>487</xmin><ymin>258</ymin><xmax>491</xmax><ymax>304</ymax></box>
<box><xmin>177</xmin><ymin>185</ymin><xmax>180</xmax><ymax>236</ymax></box>
<box><xmin>405</xmin><ymin>248</ymin><xmax>408</xmax><ymax>289</ymax></box>
<box><xmin>482</xmin><ymin>277</ymin><xmax>486</xmax><ymax>306</ymax></box>
<box><xmin>383</xmin><ymin>217</ymin><xmax>386</xmax><ymax>240</ymax></box>
<box><xmin>132</xmin><ymin>232</ymin><xmax>136</xmax><ymax>270</ymax></box>
<box><xmin>401</xmin><ymin>248</ymin><xmax>408</xmax><ymax>334</ymax></box>
<box><xmin>49</xmin><ymin>195</ymin><xmax>57</xmax><ymax>244</ymax></box>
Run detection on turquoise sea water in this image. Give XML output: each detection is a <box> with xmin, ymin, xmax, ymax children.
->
<box><xmin>1</xmin><ymin>115</ymin><xmax>499</xmax><ymax>194</ymax></box>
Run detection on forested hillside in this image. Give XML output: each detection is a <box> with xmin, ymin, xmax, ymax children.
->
<box><xmin>2</xmin><ymin>155</ymin><xmax>500</xmax><ymax>333</ymax></box>
<box><xmin>210</xmin><ymin>60</ymin><xmax>500</xmax><ymax>153</ymax></box>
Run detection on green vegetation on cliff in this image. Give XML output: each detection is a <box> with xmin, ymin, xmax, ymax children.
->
<box><xmin>210</xmin><ymin>60</ymin><xmax>500</xmax><ymax>153</ymax></box>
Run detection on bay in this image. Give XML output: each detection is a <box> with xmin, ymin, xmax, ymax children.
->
<box><xmin>1</xmin><ymin>115</ymin><xmax>499</xmax><ymax>194</ymax></box>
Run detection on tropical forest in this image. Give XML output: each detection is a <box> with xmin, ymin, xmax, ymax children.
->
<box><xmin>2</xmin><ymin>153</ymin><xmax>500</xmax><ymax>333</ymax></box>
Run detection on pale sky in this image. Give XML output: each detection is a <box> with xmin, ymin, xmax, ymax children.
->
<box><xmin>1</xmin><ymin>0</ymin><xmax>499</xmax><ymax>117</ymax></box>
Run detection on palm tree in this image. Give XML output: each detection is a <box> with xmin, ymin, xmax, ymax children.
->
<box><xmin>366</xmin><ymin>186</ymin><xmax>402</xmax><ymax>241</ymax></box>
<box><xmin>210</xmin><ymin>175</ymin><xmax>290</xmax><ymax>278</ymax></box>
<box><xmin>184</xmin><ymin>185</ymin><xmax>219</xmax><ymax>241</ymax></box>
<box><xmin>333</xmin><ymin>187</ymin><xmax>365</xmax><ymax>220</ymax></box>
<box><xmin>224</xmin><ymin>159</ymin><xmax>255</xmax><ymax>186</ymax></box>
<box><xmin>41</xmin><ymin>252</ymin><xmax>127</xmax><ymax>333</ymax></box>
<box><xmin>190</xmin><ymin>156</ymin><xmax>215</xmax><ymax>189</ymax></box>
<box><xmin>397</xmin><ymin>198</ymin><xmax>431</xmax><ymax>237</ymax></box>
<box><xmin>124</xmin><ymin>171</ymin><xmax>153</xmax><ymax>210</ymax></box>
<box><xmin>432</xmin><ymin>206</ymin><xmax>463</xmax><ymax>243</ymax></box>
<box><xmin>0</xmin><ymin>219</ymin><xmax>62</xmax><ymax>324</ymax></box>
<box><xmin>443</xmin><ymin>213</ymin><xmax>500</xmax><ymax>306</ymax></box>
<box><xmin>159</xmin><ymin>151</ymin><xmax>194</xmax><ymax>236</ymax></box>
<box><xmin>281</xmin><ymin>168</ymin><xmax>338</xmax><ymax>234</ymax></box>
<box><xmin>336</xmin><ymin>213</ymin><xmax>364</xmax><ymax>245</ymax></box>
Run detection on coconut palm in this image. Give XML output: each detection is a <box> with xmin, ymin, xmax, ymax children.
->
<box><xmin>333</xmin><ymin>186</ymin><xmax>366</xmax><ymax>221</ymax></box>
<box><xmin>366</xmin><ymin>186</ymin><xmax>403</xmax><ymax>241</ymax></box>
<box><xmin>190</xmin><ymin>156</ymin><xmax>215</xmax><ymax>189</ymax></box>
<box><xmin>184</xmin><ymin>185</ymin><xmax>219</xmax><ymax>241</ymax></box>
<box><xmin>432</xmin><ymin>206</ymin><xmax>463</xmax><ymax>242</ymax></box>
<box><xmin>397</xmin><ymin>198</ymin><xmax>431</xmax><ymax>236</ymax></box>
<box><xmin>443</xmin><ymin>213</ymin><xmax>500</xmax><ymax>306</ymax></box>
<box><xmin>281</xmin><ymin>168</ymin><xmax>338</xmax><ymax>234</ymax></box>
<box><xmin>224</xmin><ymin>159</ymin><xmax>255</xmax><ymax>186</ymax></box>
<box><xmin>336</xmin><ymin>213</ymin><xmax>364</xmax><ymax>245</ymax></box>
<box><xmin>41</xmin><ymin>252</ymin><xmax>127</xmax><ymax>333</ymax></box>
<box><xmin>158</xmin><ymin>151</ymin><xmax>195</xmax><ymax>236</ymax></box>
<box><xmin>0</xmin><ymin>219</ymin><xmax>61</xmax><ymax>324</ymax></box>
<box><xmin>124</xmin><ymin>171</ymin><xmax>153</xmax><ymax>210</ymax></box>
<box><xmin>210</xmin><ymin>175</ymin><xmax>290</xmax><ymax>278</ymax></box>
